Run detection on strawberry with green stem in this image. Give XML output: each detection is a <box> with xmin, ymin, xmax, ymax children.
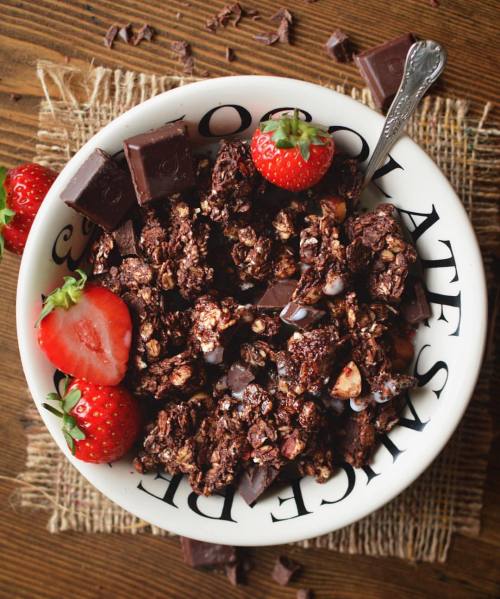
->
<box><xmin>250</xmin><ymin>108</ymin><xmax>335</xmax><ymax>191</ymax></box>
<box><xmin>37</xmin><ymin>269</ymin><xmax>132</xmax><ymax>386</ymax></box>
<box><xmin>43</xmin><ymin>376</ymin><xmax>141</xmax><ymax>463</ymax></box>
<box><xmin>0</xmin><ymin>163</ymin><xmax>57</xmax><ymax>257</ymax></box>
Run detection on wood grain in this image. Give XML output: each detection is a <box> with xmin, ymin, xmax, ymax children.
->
<box><xmin>0</xmin><ymin>1</ymin><xmax>499</xmax><ymax>598</ymax></box>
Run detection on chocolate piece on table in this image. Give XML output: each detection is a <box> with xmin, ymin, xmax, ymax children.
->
<box><xmin>104</xmin><ymin>25</ymin><xmax>118</xmax><ymax>48</ymax></box>
<box><xmin>272</xmin><ymin>555</ymin><xmax>302</xmax><ymax>586</ymax></box>
<box><xmin>118</xmin><ymin>23</ymin><xmax>132</xmax><ymax>43</ymax></box>
<box><xmin>225</xmin><ymin>562</ymin><xmax>244</xmax><ymax>586</ymax></box>
<box><xmin>237</xmin><ymin>464</ymin><xmax>279</xmax><ymax>506</ymax></box>
<box><xmin>124</xmin><ymin>121</ymin><xmax>195</xmax><ymax>205</ymax></box>
<box><xmin>225</xmin><ymin>47</ymin><xmax>236</xmax><ymax>62</ymax></box>
<box><xmin>112</xmin><ymin>219</ymin><xmax>138</xmax><ymax>256</ymax></box>
<box><xmin>401</xmin><ymin>278</ymin><xmax>432</xmax><ymax>324</ymax></box>
<box><xmin>297</xmin><ymin>590</ymin><xmax>314</xmax><ymax>599</ymax></box>
<box><xmin>227</xmin><ymin>363</ymin><xmax>255</xmax><ymax>393</ymax></box>
<box><xmin>256</xmin><ymin>280</ymin><xmax>297</xmax><ymax>309</ymax></box>
<box><xmin>255</xmin><ymin>31</ymin><xmax>280</xmax><ymax>45</ymax></box>
<box><xmin>355</xmin><ymin>33</ymin><xmax>416</xmax><ymax>111</ymax></box>
<box><xmin>280</xmin><ymin>301</ymin><xmax>326</xmax><ymax>329</ymax></box>
<box><xmin>61</xmin><ymin>148</ymin><xmax>136</xmax><ymax>231</ymax></box>
<box><xmin>133</xmin><ymin>24</ymin><xmax>155</xmax><ymax>45</ymax></box>
<box><xmin>325</xmin><ymin>29</ymin><xmax>354</xmax><ymax>63</ymax></box>
<box><xmin>180</xmin><ymin>537</ymin><xmax>237</xmax><ymax>569</ymax></box>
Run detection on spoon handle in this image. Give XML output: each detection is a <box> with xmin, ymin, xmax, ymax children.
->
<box><xmin>363</xmin><ymin>40</ymin><xmax>447</xmax><ymax>185</ymax></box>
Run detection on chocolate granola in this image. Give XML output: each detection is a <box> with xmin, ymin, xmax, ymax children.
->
<box><xmin>86</xmin><ymin>136</ymin><xmax>420</xmax><ymax>497</ymax></box>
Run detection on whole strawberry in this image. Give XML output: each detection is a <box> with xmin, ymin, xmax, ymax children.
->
<box><xmin>44</xmin><ymin>377</ymin><xmax>141</xmax><ymax>463</ymax></box>
<box><xmin>250</xmin><ymin>109</ymin><xmax>335</xmax><ymax>191</ymax></box>
<box><xmin>37</xmin><ymin>269</ymin><xmax>132</xmax><ymax>386</ymax></box>
<box><xmin>0</xmin><ymin>163</ymin><xmax>57</xmax><ymax>257</ymax></box>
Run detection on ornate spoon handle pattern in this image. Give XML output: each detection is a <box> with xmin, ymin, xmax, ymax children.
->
<box><xmin>363</xmin><ymin>40</ymin><xmax>447</xmax><ymax>185</ymax></box>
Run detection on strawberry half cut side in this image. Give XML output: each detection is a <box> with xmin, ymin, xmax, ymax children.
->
<box><xmin>37</xmin><ymin>270</ymin><xmax>132</xmax><ymax>385</ymax></box>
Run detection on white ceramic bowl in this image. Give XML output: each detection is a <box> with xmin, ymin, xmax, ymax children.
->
<box><xmin>17</xmin><ymin>76</ymin><xmax>487</xmax><ymax>546</ymax></box>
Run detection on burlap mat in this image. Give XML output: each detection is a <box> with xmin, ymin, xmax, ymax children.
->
<box><xmin>15</xmin><ymin>61</ymin><xmax>500</xmax><ymax>563</ymax></box>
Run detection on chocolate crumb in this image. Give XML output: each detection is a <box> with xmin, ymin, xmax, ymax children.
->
<box><xmin>10</xmin><ymin>93</ymin><xmax>22</xmax><ymax>102</ymax></box>
<box><xmin>272</xmin><ymin>555</ymin><xmax>302</xmax><ymax>586</ymax></box>
<box><xmin>118</xmin><ymin>23</ymin><xmax>132</xmax><ymax>44</ymax></box>
<box><xmin>225</xmin><ymin>47</ymin><xmax>236</xmax><ymax>62</ymax></box>
<box><xmin>225</xmin><ymin>562</ymin><xmax>244</xmax><ymax>586</ymax></box>
<box><xmin>255</xmin><ymin>31</ymin><xmax>280</xmax><ymax>46</ymax></box>
<box><xmin>104</xmin><ymin>24</ymin><xmax>119</xmax><ymax>48</ymax></box>
<box><xmin>175</xmin><ymin>12</ymin><xmax>182</xmax><ymax>20</ymax></box>
<box><xmin>133</xmin><ymin>24</ymin><xmax>155</xmax><ymax>45</ymax></box>
<box><xmin>297</xmin><ymin>590</ymin><xmax>313</xmax><ymax>599</ymax></box>
<box><xmin>276</xmin><ymin>17</ymin><xmax>291</xmax><ymax>44</ymax></box>
<box><xmin>171</xmin><ymin>40</ymin><xmax>194</xmax><ymax>73</ymax></box>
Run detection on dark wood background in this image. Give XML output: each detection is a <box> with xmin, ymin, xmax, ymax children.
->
<box><xmin>0</xmin><ymin>1</ymin><xmax>499</xmax><ymax>597</ymax></box>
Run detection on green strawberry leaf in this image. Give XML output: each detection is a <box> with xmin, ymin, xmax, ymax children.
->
<box><xmin>260</xmin><ymin>120</ymin><xmax>281</xmax><ymax>132</ymax></box>
<box><xmin>0</xmin><ymin>167</ymin><xmax>7</xmax><ymax>211</ymax></box>
<box><xmin>63</xmin><ymin>388</ymin><xmax>81</xmax><ymax>413</ymax></box>
<box><xmin>42</xmin><ymin>402</ymin><xmax>64</xmax><ymax>418</ymax></box>
<box><xmin>275</xmin><ymin>138</ymin><xmax>294</xmax><ymax>149</ymax></box>
<box><xmin>63</xmin><ymin>430</ymin><xmax>75</xmax><ymax>454</ymax></box>
<box><xmin>62</xmin><ymin>413</ymin><xmax>77</xmax><ymax>431</ymax></box>
<box><xmin>46</xmin><ymin>392</ymin><xmax>62</xmax><ymax>404</ymax></box>
<box><xmin>69</xmin><ymin>426</ymin><xmax>86</xmax><ymax>441</ymax></box>
<box><xmin>299</xmin><ymin>140</ymin><xmax>311</xmax><ymax>161</ymax></box>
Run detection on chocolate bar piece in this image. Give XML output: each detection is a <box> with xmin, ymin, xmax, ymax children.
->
<box><xmin>227</xmin><ymin>363</ymin><xmax>255</xmax><ymax>394</ymax></box>
<box><xmin>297</xmin><ymin>590</ymin><xmax>313</xmax><ymax>599</ymax></box>
<box><xmin>124</xmin><ymin>121</ymin><xmax>195</xmax><ymax>205</ymax></box>
<box><xmin>256</xmin><ymin>280</ymin><xmax>297</xmax><ymax>309</ymax></box>
<box><xmin>61</xmin><ymin>148</ymin><xmax>136</xmax><ymax>231</ymax></box>
<box><xmin>325</xmin><ymin>29</ymin><xmax>353</xmax><ymax>63</ymax></box>
<box><xmin>280</xmin><ymin>302</ymin><xmax>326</xmax><ymax>329</ymax></box>
<box><xmin>401</xmin><ymin>278</ymin><xmax>432</xmax><ymax>324</ymax></box>
<box><xmin>180</xmin><ymin>537</ymin><xmax>237</xmax><ymax>569</ymax></box>
<box><xmin>237</xmin><ymin>464</ymin><xmax>279</xmax><ymax>506</ymax></box>
<box><xmin>112</xmin><ymin>219</ymin><xmax>138</xmax><ymax>256</ymax></box>
<box><xmin>355</xmin><ymin>33</ymin><xmax>416</xmax><ymax>111</ymax></box>
<box><xmin>271</xmin><ymin>555</ymin><xmax>302</xmax><ymax>586</ymax></box>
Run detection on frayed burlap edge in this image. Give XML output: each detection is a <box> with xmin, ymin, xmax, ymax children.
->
<box><xmin>14</xmin><ymin>61</ymin><xmax>499</xmax><ymax>562</ymax></box>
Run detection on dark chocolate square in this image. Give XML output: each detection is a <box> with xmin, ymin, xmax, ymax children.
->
<box><xmin>124</xmin><ymin>121</ymin><xmax>195</xmax><ymax>205</ymax></box>
<box><xmin>179</xmin><ymin>537</ymin><xmax>237</xmax><ymax>569</ymax></box>
<box><xmin>355</xmin><ymin>33</ymin><xmax>416</xmax><ymax>110</ymax></box>
<box><xmin>61</xmin><ymin>149</ymin><xmax>136</xmax><ymax>232</ymax></box>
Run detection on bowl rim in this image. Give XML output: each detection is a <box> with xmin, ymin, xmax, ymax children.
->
<box><xmin>16</xmin><ymin>75</ymin><xmax>487</xmax><ymax>546</ymax></box>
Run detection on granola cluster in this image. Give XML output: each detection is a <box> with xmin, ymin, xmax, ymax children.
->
<box><xmin>88</xmin><ymin>140</ymin><xmax>421</xmax><ymax>496</ymax></box>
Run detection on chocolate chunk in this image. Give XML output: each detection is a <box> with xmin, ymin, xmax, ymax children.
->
<box><xmin>227</xmin><ymin>363</ymin><xmax>255</xmax><ymax>393</ymax></box>
<box><xmin>297</xmin><ymin>590</ymin><xmax>313</xmax><ymax>599</ymax></box>
<box><xmin>280</xmin><ymin>301</ymin><xmax>326</xmax><ymax>329</ymax></box>
<box><xmin>61</xmin><ymin>148</ymin><xmax>136</xmax><ymax>231</ymax></box>
<box><xmin>124</xmin><ymin>121</ymin><xmax>195</xmax><ymax>205</ymax></box>
<box><xmin>256</xmin><ymin>280</ymin><xmax>297</xmax><ymax>309</ymax></box>
<box><xmin>10</xmin><ymin>93</ymin><xmax>22</xmax><ymax>102</ymax></box>
<box><xmin>225</xmin><ymin>47</ymin><xmax>236</xmax><ymax>62</ymax></box>
<box><xmin>401</xmin><ymin>278</ymin><xmax>432</xmax><ymax>324</ymax></box>
<box><xmin>255</xmin><ymin>31</ymin><xmax>280</xmax><ymax>45</ymax></box>
<box><xmin>180</xmin><ymin>537</ymin><xmax>237</xmax><ymax>569</ymax></box>
<box><xmin>133</xmin><ymin>24</ymin><xmax>155</xmax><ymax>45</ymax></box>
<box><xmin>237</xmin><ymin>464</ymin><xmax>279</xmax><ymax>505</ymax></box>
<box><xmin>325</xmin><ymin>29</ymin><xmax>354</xmax><ymax>63</ymax></box>
<box><xmin>103</xmin><ymin>24</ymin><xmax>118</xmax><ymax>48</ymax></box>
<box><xmin>276</xmin><ymin>18</ymin><xmax>291</xmax><ymax>44</ymax></box>
<box><xmin>118</xmin><ymin>23</ymin><xmax>132</xmax><ymax>43</ymax></box>
<box><xmin>171</xmin><ymin>40</ymin><xmax>194</xmax><ymax>74</ymax></box>
<box><xmin>112</xmin><ymin>219</ymin><xmax>138</xmax><ymax>256</ymax></box>
<box><xmin>355</xmin><ymin>33</ymin><xmax>416</xmax><ymax>111</ymax></box>
<box><xmin>272</xmin><ymin>555</ymin><xmax>302</xmax><ymax>586</ymax></box>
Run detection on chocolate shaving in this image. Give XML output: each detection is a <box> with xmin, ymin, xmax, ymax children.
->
<box><xmin>207</xmin><ymin>3</ymin><xmax>255</xmax><ymax>32</ymax></box>
<box><xmin>171</xmin><ymin>40</ymin><xmax>194</xmax><ymax>74</ymax></box>
<box><xmin>271</xmin><ymin>8</ymin><xmax>293</xmax><ymax>24</ymax></box>
<box><xmin>276</xmin><ymin>17</ymin><xmax>290</xmax><ymax>44</ymax></box>
<box><xmin>118</xmin><ymin>23</ymin><xmax>132</xmax><ymax>44</ymax></box>
<box><xmin>225</xmin><ymin>47</ymin><xmax>236</xmax><ymax>62</ymax></box>
<box><xmin>255</xmin><ymin>31</ymin><xmax>280</xmax><ymax>45</ymax></box>
<box><xmin>103</xmin><ymin>24</ymin><xmax>118</xmax><ymax>48</ymax></box>
<box><xmin>272</xmin><ymin>555</ymin><xmax>302</xmax><ymax>586</ymax></box>
<box><xmin>133</xmin><ymin>24</ymin><xmax>155</xmax><ymax>45</ymax></box>
<box><xmin>10</xmin><ymin>93</ymin><xmax>22</xmax><ymax>102</ymax></box>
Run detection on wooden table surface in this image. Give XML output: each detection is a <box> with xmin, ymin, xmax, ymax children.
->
<box><xmin>0</xmin><ymin>1</ymin><xmax>499</xmax><ymax>598</ymax></box>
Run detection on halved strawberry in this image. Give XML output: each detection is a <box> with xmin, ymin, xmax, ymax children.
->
<box><xmin>37</xmin><ymin>270</ymin><xmax>132</xmax><ymax>385</ymax></box>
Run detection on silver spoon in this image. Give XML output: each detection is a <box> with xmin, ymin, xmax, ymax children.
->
<box><xmin>363</xmin><ymin>40</ymin><xmax>447</xmax><ymax>185</ymax></box>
